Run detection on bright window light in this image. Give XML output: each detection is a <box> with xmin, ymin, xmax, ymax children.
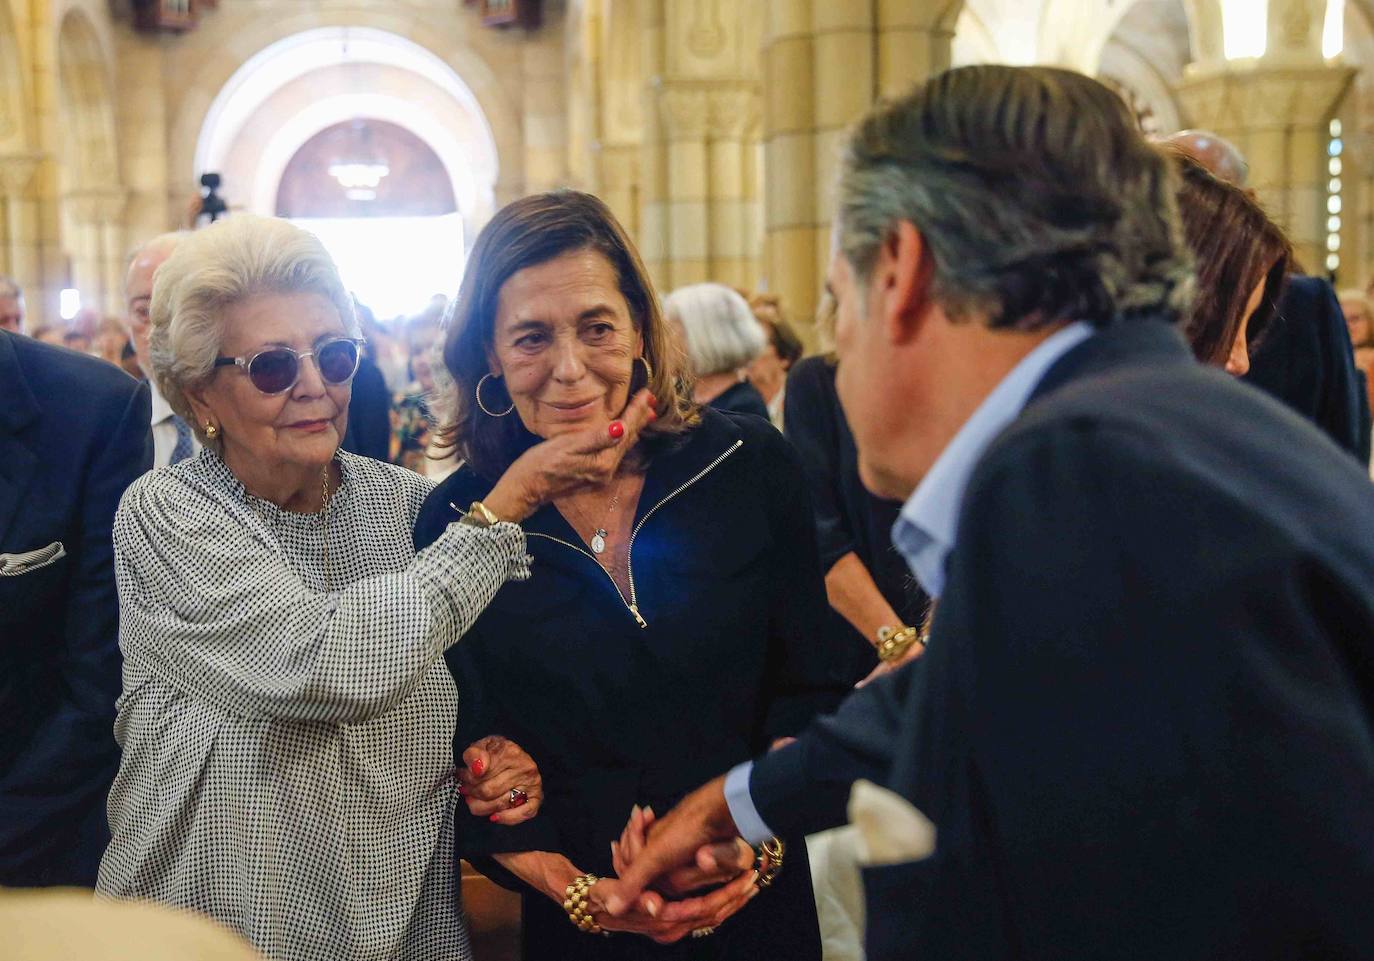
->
<box><xmin>292</xmin><ymin>214</ymin><xmax>464</xmax><ymax>320</ymax></box>
<box><xmin>59</xmin><ymin>288</ymin><xmax>80</xmax><ymax>320</ymax></box>
<box><xmin>1223</xmin><ymin>0</ymin><xmax>1268</xmax><ymax>59</ymax></box>
<box><xmin>1324</xmin><ymin>0</ymin><xmax>1344</xmax><ymax>59</ymax></box>
<box><xmin>1327</xmin><ymin>253</ymin><xmax>1341</xmax><ymax>271</ymax></box>
<box><xmin>1329</xmin><ymin>195</ymin><xmax>1343</xmax><ymax>214</ymax></box>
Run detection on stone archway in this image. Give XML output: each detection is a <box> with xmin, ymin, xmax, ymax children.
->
<box><xmin>56</xmin><ymin>8</ymin><xmax>125</xmax><ymax>313</ymax></box>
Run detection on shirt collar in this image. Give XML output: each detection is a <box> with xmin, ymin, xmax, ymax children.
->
<box><xmin>147</xmin><ymin>376</ymin><xmax>175</xmax><ymax>426</ymax></box>
<box><xmin>892</xmin><ymin>321</ymin><xmax>1095</xmax><ymax>598</ymax></box>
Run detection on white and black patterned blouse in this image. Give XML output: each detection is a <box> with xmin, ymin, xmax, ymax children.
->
<box><xmin>96</xmin><ymin>449</ymin><xmax>529</xmax><ymax>961</ymax></box>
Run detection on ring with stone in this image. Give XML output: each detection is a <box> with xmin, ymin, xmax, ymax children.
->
<box><xmin>690</xmin><ymin>927</ymin><xmax>716</xmax><ymax>938</ymax></box>
<box><xmin>508</xmin><ymin>787</ymin><xmax>528</xmax><ymax>808</ymax></box>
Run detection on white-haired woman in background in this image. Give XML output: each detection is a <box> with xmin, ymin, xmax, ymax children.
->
<box><xmin>665</xmin><ymin>282</ymin><xmax>770</xmax><ymax>421</ymax></box>
<box><xmin>96</xmin><ymin>214</ymin><xmax>653</xmax><ymax>961</ymax></box>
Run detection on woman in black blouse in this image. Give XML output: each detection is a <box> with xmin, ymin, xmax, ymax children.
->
<box><xmin>664</xmin><ymin>283</ymin><xmax>771</xmax><ymax>422</ymax></box>
<box><xmin>413</xmin><ymin>192</ymin><xmax>844</xmax><ymax>959</ymax></box>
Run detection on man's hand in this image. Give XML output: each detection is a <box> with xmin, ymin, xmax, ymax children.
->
<box><xmin>612</xmin><ymin>805</ymin><xmax>754</xmax><ymax>897</ymax></box>
<box><xmin>597</xmin><ymin>775</ymin><xmax>742</xmax><ymax>917</ymax></box>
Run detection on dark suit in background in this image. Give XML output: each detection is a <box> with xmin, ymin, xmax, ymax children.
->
<box><xmin>1245</xmin><ymin>275</ymin><xmax>1368</xmax><ymax>460</ymax></box>
<box><xmin>783</xmin><ymin>355</ymin><xmax>927</xmax><ymax>683</ymax></box>
<box><xmin>749</xmin><ymin>321</ymin><xmax>1374</xmax><ymax>959</ymax></box>
<box><xmin>341</xmin><ymin>353</ymin><xmax>391</xmax><ymax>462</ymax></box>
<box><xmin>0</xmin><ymin>331</ymin><xmax>152</xmax><ymax>886</ymax></box>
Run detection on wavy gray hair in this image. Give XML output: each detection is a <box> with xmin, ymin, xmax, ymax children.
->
<box><xmin>835</xmin><ymin>65</ymin><xmax>1192</xmax><ymax>330</ymax></box>
<box><xmin>148</xmin><ymin>214</ymin><xmax>358</xmax><ymax>447</ymax></box>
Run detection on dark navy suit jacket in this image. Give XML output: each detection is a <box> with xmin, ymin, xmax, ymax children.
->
<box><xmin>1245</xmin><ymin>275</ymin><xmax>1368</xmax><ymax>460</ymax></box>
<box><xmin>0</xmin><ymin>331</ymin><xmax>152</xmax><ymax>886</ymax></box>
<box><xmin>750</xmin><ymin>320</ymin><xmax>1374</xmax><ymax>959</ymax></box>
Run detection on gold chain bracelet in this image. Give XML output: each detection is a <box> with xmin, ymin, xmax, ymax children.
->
<box><xmin>754</xmin><ymin>836</ymin><xmax>786</xmax><ymax>888</ymax></box>
<box><xmin>563</xmin><ymin>873</ymin><xmax>610</xmax><ymax>936</ymax></box>
<box><xmin>876</xmin><ymin>625</ymin><xmax>922</xmax><ymax>663</ymax></box>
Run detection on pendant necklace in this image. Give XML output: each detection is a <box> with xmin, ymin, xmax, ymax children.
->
<box><xmin>589</xmin><ymin>478</ymin><xmax>623</xmax><ymax>555</ymax></box>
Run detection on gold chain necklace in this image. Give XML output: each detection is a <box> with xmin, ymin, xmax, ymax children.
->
<box><xmin>320</xmin><ymin>464</ymin><xmax>331</xmax><ymax>592</ymax></box>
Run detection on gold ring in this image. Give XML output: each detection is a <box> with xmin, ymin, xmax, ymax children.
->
<box><xmin>690</xmin><ymin>927</ymin><xmax>716</xmax><ymax>938</ymax></box>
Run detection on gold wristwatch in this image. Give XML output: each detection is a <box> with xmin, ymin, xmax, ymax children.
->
<box><xmin>459</xmin><ymin>500</ymin><xmax>502</xmax><ymax>529</ymax></box>
<box><xmin>875</xmin><ymin>625</ymin><xmax>920</xmax><ymax>663</ymax></box>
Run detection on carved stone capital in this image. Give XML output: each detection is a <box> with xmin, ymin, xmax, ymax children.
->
<box><xmin>1177</xmin><ymin>64</ymin><xmax>1355</xmax><ymax>132</ymax></box>
<box><xmin>63</xmin><ymin>186</ymin><xmax>130</xmax><ymax>225</ymax></box>
<box><xmin>707</xmin><ymin>87</ymin><xmax>759</xmax><ymax>140</ymax></box>
<box><xmin>0</xmin><ymin>153</ymin><xmax>44</xmax><ymax>199</ymax></box>
<box><xmin>656</xmin><ymin>86</ymin><xmax>711</xmax><ymax>141</ymax></box>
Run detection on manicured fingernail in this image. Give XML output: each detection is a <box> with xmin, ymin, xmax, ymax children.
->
<box><xmin>645</xmin><ymin>899</ymin><xmax>659</xmax><ymax>918</ymax></box>
<box><xmin>647</xmin><ymin>392</ymin><xmax>657</xmax><ymax>406</ymax></box>
<box><xmin>471</xmin><ymin>758</ymin><xmax>485</xmax><ymax>777</ymax></box>
<box><xmin>489</xmin><ymin>814</ymin><xmax>501</xmax><ymax>822</ymax></box>
<box><xmin>644</xmin><ymin>806</ymin><xmax>654</xmax><ymax>818</ymax></box>
<box><xmin>648</xmin><ymin>409</ymin><xmax>658</xmax><ymax>421</ymax></box>
<box><xmin>609</xmin><ymin>421</ymin><xmax>625</xmax><ymax>439</ymax></box>
<box><xmin>605</xmin><ymin>895</ymin><xmax>625</xmax><ymax>915</ymax></box>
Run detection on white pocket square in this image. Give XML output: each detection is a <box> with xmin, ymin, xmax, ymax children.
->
<box><xmin>848</xmin><ymin>779</ymin><xmax>937</xmax><ymax>867</ymax></box>
<box><xmin>0</xmin><ymin>541</ymin><xmax>66</xmax><ymax>577</ymax></box>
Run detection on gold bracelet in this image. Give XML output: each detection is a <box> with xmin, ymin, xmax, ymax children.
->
<box><xmin>876</xmin><ymin>625</ymin><xmax>921</xmax><ymax>663</ymax></box>
<box><xmin>563</xmin><ymin>873</ymin><xmax>610</xmax><ymax>936</ymax></box>
<box><xmin>459</xmin><ymin>500</ymin><xmax>502</xmax><ymax>529</ymax></box>
<box><xmin>754</xmin><ymin>836</ymin><xmax>785</xmax><ymax>888</ymax></box>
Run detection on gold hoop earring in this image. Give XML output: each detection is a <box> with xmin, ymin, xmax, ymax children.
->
<box><xmin>204</xmin><ymin>422</ymin><xmax>219</xmax><ymax>439</ymax></box>
<box><xmin>635</xmin><ymin>355</ymin><xmax>654</xmax><ymax>384</ymax></box>
<box><xmin>475</xmin><ymin>373</ymin><xmax>515</xmax><ymax>417</ymax></box>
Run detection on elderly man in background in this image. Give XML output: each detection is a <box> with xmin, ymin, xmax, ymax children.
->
<box><xmin>0</xmin><ymin>276</ymin><xmax>25</xmax><ymax>334</ymax></box>
<box><xmin>125</xmin><ymin>232</ymin><xmax>199</xmax><ymax>468</ymax></box>
<box><xmin>603</xmin><ymin>66</ymin><xmax>1374</xmax><ymax>960</ymax></box>
<box><xmin>1166</xmin><ymin>128</ymin><xmax>1369</xmax><ymax>461</ymax></box>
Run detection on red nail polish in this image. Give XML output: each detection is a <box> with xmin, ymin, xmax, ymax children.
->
<box><xmin>471</xmin><ymin>758</ymin><xmax>485</xmax><ymax>777</ymax></box>
<box><xmin>648</xmin><ymin>409</ymin><xmax>658</xmax><ymax>422</ymax></box>
<box><xmin>647</xmin><ymin>392</ymin><xmax>657</xmax><ymax>406</ymax></box>
<box><xmin>489</xmin><ymin>814</ymin><xmax>501</xmax><ymax>823</ymax></box>
<box><xmin>608</xmin><ymin>421</ymin><xmax>625</xmax><ymax>439</ymax></box>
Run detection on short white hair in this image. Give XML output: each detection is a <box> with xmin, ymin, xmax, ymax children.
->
<box><xmin>664</xmin><ymin>283</ymin><xmax>766</xmax><ymax>377</ymax></box>
<box><xmin>148</xmin><ymin>214</ymin><xmax>358</xmax><ymax>445</ymax></box>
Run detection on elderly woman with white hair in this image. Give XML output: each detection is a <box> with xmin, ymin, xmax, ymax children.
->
<box><xmin>665</xmin><ymin>282</ymin><xmax>771</xmax><ymax>421</ymax></box>
<box><xmin>96</xmin><ymin>214</ymin><xmax>653</xmax><ymax>961</ymax></box>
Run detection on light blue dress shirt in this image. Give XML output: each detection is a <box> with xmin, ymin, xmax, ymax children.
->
<box><xmin>724</xmin><ymin>321</ymin><xmax>1095</xmax><ymax>843</ymax></box>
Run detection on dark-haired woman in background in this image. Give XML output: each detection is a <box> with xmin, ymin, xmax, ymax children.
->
<box><xmin>414</xmin><ymin>191</ymin><xmax>844</xmax><ymax>959</ymax></box>
<box><xmin>1170</xmin><ymin>152</ymin><xmax>1291</xmax><ymax>377</ymax></box>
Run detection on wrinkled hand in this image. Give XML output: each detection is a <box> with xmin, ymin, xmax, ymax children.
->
<box><xmin>583</xmin><ymin>869</ymin><xmax>759</xmax><ymax>943</ymax></box>
<box><xmin>458</xmin><ymin>736</ymin><xmax>543</xmax><ymax>826</ymax></box>
<box><xmin>612</xmin><ymin>805</ymin><xmax>755</xmax><ymax>898</ymax></box>
<box><xmin>484</xmin><ymin>389</ymin><xmax>658</xmax><ymax>522</ymax></box>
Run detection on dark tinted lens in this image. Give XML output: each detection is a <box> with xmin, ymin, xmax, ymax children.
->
<box><xmin>317</xmin><ymin>339</ymin><xmax>361</xmax><ymax>384</ymax></box>
<box><xmin>247</xmin><ymin>349</ymin><xmax>298</xmax><ymax>394</ymax></box>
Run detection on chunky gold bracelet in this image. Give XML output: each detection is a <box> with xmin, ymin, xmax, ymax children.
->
<box><xmin>876</xmin><ymin>625</ymin><xmax>922</xmax><ymax>663</ymax></box>
<box><xmin>563</xmin><ymin>873</ymin><xmax>610</xmax><ymax>936</ymax></box>
<box><xmin>754</xmin><ymin>836</ymin><xmax>785</xmax><ymax>888</ymax></box>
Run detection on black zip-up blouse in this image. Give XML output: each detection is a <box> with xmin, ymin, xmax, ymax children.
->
<box><xmin>414</xmin><ymin>408</ymin><xmax>845</xmax><ymax>960</ymax></box>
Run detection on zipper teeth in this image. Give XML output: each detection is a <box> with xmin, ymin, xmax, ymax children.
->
<box><xmin>625</xmin><ymin>439</ymin><xmax>744</xmax><ymax>608</ymax></box>
<box><xmin>448</xmin><ymin>438</ymin><xmax>746</xmax><ymax>626</ymax></box>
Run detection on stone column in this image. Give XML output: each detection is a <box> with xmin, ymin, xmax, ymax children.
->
<box><xmin>706</xmin><ymin>86</ymin><xmax>758</xmax><ymax>288</ymax></box>
<box><xmin>63</xmin><ymin>186</ymin><xmax>129</xmax><ymax>314</ymax></box>
<box><xmin>0</xmin><ymin>154</ymin><xmax>45</xmax><ymax>327</ymax></box>
<box><xmin>761</xmin><ymin>0</ymin><xmax>955</xmax><ymax>342</ymax></box>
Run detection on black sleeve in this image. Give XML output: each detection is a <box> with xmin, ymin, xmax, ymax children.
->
<box><xmin>1313</xmin><ymin>281</ymin><xmax>1365</xmax><ymax>460</ymax></box>
<box><xmin>783</xmin><ymin>358</ymin><xmax>855</xmax><ymax>573</ymax></box>
<box><xmin>343</xmin><ymin>358</ymin><xmax>392</xmax><ymax>462</ymax></box>
<box><xmin>415</xmin><ymin>476</ymin><xmax>563</xmax><ymax>893</ymax></box>
<box><xmin>756</xmin><ymin>423</ymin><xmax>852</xmax><ymax>741</ymax></box>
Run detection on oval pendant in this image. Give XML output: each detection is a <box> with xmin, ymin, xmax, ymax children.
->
<box><xmin>591</xmin><ymin>533</ymin><xmax>606</xmax><ymax>554</ymax></box>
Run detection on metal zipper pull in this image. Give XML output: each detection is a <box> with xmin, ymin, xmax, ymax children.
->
<box><xmin>629</xmin><ymin>605</ymin><xmax>648</xmax><ymax>629</ymax></box>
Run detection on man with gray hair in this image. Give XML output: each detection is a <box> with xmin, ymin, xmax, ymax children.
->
<box><xmin>600</xmin><ymin>66</ymin><xmax>1374</xmax><ymax>959</ymax></box>
<box><xmin>124</xmin><ymin>232</ymin><xmax>198</xmax><ymax>468</ymax></box>
<box><xmin>0</xmin><ymin>276</ymin><xmax>25</xmax><ymax>334</ymax></box>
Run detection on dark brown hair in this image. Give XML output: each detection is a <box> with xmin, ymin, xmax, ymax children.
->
<box><xmin>439</xmin><ymin>190</ymin><xmax>696</xmax><ymax>480</ymax></box>
<box><xmin>1171</xmin><ymin>151</ymin><xmax>1291</xmax><ymax>365</ymax></box>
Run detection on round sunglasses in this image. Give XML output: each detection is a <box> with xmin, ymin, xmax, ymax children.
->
<box><xmin>213</xmin><ymin>337</ymin><xmax>366</xmax><ymax>395</ymax></box>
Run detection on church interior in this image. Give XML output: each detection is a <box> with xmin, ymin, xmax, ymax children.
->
<box><xmin>1</xmin><ymin>0</ymin><xmax>1364</xmax><ymax>342</ymax></box>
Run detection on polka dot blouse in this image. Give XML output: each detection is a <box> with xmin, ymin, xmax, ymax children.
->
<box><xmin>96</xmin><ymin>449</ymin><xmax>529</xmax><ymax>961</ymax></box>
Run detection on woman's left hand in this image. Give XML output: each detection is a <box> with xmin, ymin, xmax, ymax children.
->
<box><xmin>458</xmin><ymin>735</ymin><xmax>543</xmax><ymax>825</ymax></box>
